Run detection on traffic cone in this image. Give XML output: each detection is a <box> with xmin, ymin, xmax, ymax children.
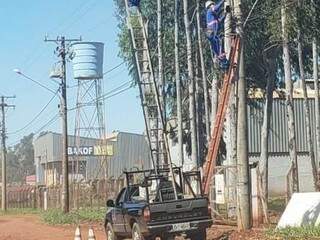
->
<box><xmin>88</xmin><ymin>226</ymin><xmax>96</xmax><ymax>240</ymax></box>
<box><xmin>74</xmin><ymin>225</ymin><xmax>82</xmax><ymax>240</ymax></box>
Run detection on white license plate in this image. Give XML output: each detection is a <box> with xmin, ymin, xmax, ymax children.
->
<box><xmin>171</xmin><ymin>222</ymin><xmax>190</xmax><ymax>232</ymax></box>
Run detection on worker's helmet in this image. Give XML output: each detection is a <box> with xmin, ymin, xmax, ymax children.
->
<box><xmin>205</xmin><ymin>1</ymin><xmax>215</xmax><ymax>9</ymax></box>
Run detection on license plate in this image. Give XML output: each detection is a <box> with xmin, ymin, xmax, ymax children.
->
<box><xmin>171</xmin><ymin>222</ymin><xmax>190</xmax><ymax>232</ymax></box>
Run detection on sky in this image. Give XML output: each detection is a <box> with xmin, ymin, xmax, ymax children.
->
<box><xmin>0</xmin><ymin>0</ymin><xmax>144</xmax><ymax>146</ymax></box>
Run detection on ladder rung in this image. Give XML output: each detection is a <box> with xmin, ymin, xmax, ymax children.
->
<box><xmin>139</xmin><ymin>59</ymin><xmax>149</xmax><ymax>63</ymax></box>
<box><xmin>135</xmin><ymin>48</ymin><xmax>148</xmax><ymax>51</ymax></box>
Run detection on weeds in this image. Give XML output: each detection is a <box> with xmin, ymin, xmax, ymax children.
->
<box><xmin>41</xmin><ymin>207</ymin><xmax>106</xmax><ymax>225</ymax></box>
<box><xmin>266</xmin><ymin>226</ymin><xmax>320</xmax><ymax>240</ymax></box>
<box><xmin>0</xmin><ymin>208</ymin><xmax>40</xmax><ymax>216</ymax></box>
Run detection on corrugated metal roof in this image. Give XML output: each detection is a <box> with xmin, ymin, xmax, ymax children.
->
<box><xmin>248</xmin><ymin>99</ymin><xmax>316</xmax><ymax>154</ymax></box>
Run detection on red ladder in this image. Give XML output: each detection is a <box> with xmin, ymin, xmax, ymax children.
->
<box><xmin>202</xmin><ymin>36</ymin><xmax>241</xmax><ymax>195</ymax></box>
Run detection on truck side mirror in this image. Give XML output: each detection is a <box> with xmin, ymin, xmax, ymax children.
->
<box><xmin>106</xmin><ymin>199</ymin><xmax>115</xmax><ymax>207</ymax></box>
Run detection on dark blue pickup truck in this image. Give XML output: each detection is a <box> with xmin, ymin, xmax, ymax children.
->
<box><xmin>104</xmin><ymin>168</ymin><xmax>212</xmax><ymax>240</ymax></box>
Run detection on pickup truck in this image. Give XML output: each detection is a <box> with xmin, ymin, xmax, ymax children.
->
<box><xmin>104</xmin><ymin>168</ymin><xmax>212</xmax><ymax>240</ymax></box>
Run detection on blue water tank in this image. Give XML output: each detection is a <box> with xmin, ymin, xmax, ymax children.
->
<box><xmin>71</xmin><ymin>42</ymin><xmax>104</xmax><ymax>80</ymax></box>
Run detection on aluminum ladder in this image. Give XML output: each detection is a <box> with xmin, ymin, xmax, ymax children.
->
<box><xmin>124</xmin><ymin>1</ymin><xmax>178</xmax><ymax>199</ymax></box>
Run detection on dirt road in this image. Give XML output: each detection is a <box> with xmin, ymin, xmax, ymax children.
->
<box><xmin>0</xmin><ymin>215</ymin><xmax>106</xmax><ymax>240</ymax></box>
<box><xmin>0</xmin><ymin>214</ymin><xmax>264</xmax><ymax>240</ymax></box>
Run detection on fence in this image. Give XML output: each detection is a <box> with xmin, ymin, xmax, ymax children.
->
<box><xmin>1</xmin><ymin>179</ymin><xmax>125</xmax><ymax>210</ymax></box>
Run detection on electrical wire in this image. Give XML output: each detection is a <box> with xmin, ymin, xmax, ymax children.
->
<box><xmin>8</xmin><ymin>90</ymin><xmax>59</xmax><ymax>135</ymax></box>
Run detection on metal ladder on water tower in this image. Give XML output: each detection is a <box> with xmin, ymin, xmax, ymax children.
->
<box><xmin>124</xmin><ymin>0</ymin><xmax>178</xmax><ymax>199</ymax></box>
<box><xmin>202</xmin><ymin>36</ymin><xmax>241</xmax><ymax>195</ymax></box>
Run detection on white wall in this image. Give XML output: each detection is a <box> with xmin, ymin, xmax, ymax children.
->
<box><xmin>250</xmin><ymin>153</ymin><xmax>316</xmax><ymax>197</ymax></box>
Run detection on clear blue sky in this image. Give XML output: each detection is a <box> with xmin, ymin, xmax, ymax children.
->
<box><xmin>0</xmin><ymin>0</ymin><xmax>144</xmax><ymax>146</ymax></box>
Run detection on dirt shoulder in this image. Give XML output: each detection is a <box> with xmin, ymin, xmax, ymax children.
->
<box><xmin>0</xmin><ymin>214</ymin><xmax>106</xmax><ymax>240</ymax></box>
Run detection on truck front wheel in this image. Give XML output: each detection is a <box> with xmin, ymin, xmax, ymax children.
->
<box><xmin>188</xmin><ymin>229</ymin><xmax>207</xmax><ymax>240</ymax></box>
<box><xmin>105</xmin><ymin>222</ymin><xmax>121</xmax><ymax>240</ymax></box>
<box><xmin>132</xmin><ymin>223</ymin><xmax>152</xmax><ymax>240</ymax></box>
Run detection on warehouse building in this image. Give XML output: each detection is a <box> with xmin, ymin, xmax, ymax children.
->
<box><xmin>34</xmin><ymin>131</ymin><xmax>151</xmax><ymax>186</ymax></box>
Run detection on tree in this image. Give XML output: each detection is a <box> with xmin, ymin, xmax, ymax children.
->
<box><xmin>183</xmin><ymin>0</ymin><xmax>198</xmax><ymax>168</ymax></box>
<box><xmin>296</xmin><ymin>0</ymin><xmax>318</xmax><ymax>189</ymax></box>
<box><xmin>4</xmin><ymin>134</ymin><xmax>35</xmax><ymax>184</ymax></box>
<box><xmin>174</xmin><ymin>0</ymin><xmax>184</xmax><ymax>165</ymax></box>
<box><xmin>281</xmin><ymin>0</ymin><xmax>299</xmax><ymax>192</ymax></box>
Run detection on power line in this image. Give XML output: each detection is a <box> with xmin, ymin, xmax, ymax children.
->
<box><xmin>103</xmin><ymin>61</ymin><xmax>126</xmax><ymax>76</ymax></box>
<box><xmin>8</xmin><ymin>91</ymin><xmax>59</xmax><ymax>135</ymax></box>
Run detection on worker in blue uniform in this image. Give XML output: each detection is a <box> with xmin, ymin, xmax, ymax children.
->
<box><xmin>205</xmin><ymin>0</ymin><xmax>230</xmax><ymax>70</ymax></box>
<box><xmin>128</xmin><ymin>0</ymin><xmax>140</xmax><ymax>15</ymax></box>
<box><xmin>129</xmin><ymin>0</ymin><xmax>140</xmax><ymax>9</ymax></box>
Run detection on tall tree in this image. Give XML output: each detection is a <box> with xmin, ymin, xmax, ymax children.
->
<box><xmin>175</xmin><ymin>0</ymin><xmax>184</xmax><ymax>165</ymax></box>
<box><xmin>258</xmin><ymin>50</ymin><xmax>276</xmax><ymax>223</ymax></box>
<box><xmin>296</xmin><ymin>0</ymin><xmax>318</xmax><ymax>189</ymax></box>
<box><xmin>183</xmin><ymin>0</ymin><xmax>198</xmax><ymax>168</ymax></box>
<box><xmin>196</xmin><ymin>0</ymin><xmax>210</xmax><ymax>143</ymax></box>
<box><xmin>312</xmin><ymin>0</ymin><xmax>320</xmax><ymax>182</ymax></box>
<box><xmin>281</xmin><ymin>0</ymin><xmax>299</xmax><ymax>192</ymax></box>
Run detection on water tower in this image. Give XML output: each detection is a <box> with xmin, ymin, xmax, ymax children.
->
<box><xmin>71</xmin><ymin>42</ymin><xmax>107</xmax><ymax>182</ymax></box>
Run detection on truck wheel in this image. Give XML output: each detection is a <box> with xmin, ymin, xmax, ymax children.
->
<box><xmin>188</xmin><ymin>230</ymin><xmax>207</xmax><ymax>240</ymax></box>
<box><xmin>105</xmin><ymin>222</ymin><xmax>120</xmax><ymax>240</ymax></box>
<box><xmin>132</xmin><ymin>222</ymin><xmax>150</xmax><ymax>240</ymax></box>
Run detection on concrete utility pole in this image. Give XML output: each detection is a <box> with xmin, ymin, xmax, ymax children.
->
<box><xmin>234</xmin><ymin>0</ymin><xmax>252</xmax><ymax>230</ymax></box>
<box><xmin>45</xmin><ymin>36</ymin><xmax>81</xmax><ymax>213</ymax></box>
<box><xmin>1</xmin><ymin>96</ymin><xmax>15</xmax><ymax>211</ymax></box>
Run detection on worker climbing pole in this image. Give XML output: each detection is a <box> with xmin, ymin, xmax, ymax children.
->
<box><xmin>205</xmin><ymin>0</ymin><xmax>232</xmax><ymax>70</ymax></box>
<box><xmin>124</xmin><ymin>0</ymin><xmax>178</xmax><ymax>199</ymax></box>
<box><xmin>201</xmin><ymin>0</ymin><xmax>241</xmax><ymax>195</ymax></box>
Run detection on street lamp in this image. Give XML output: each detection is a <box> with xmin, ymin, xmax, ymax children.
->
<box><xmin>13</xmin><ymin>69</ymin><xmax>57</xmax><ymax>94</ymax></box>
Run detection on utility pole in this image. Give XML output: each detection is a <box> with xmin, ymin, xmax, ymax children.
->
<box><xmin>45</xmin><ymin>36</ymin><xmax>81</xmax><ymax>213</ymax></box>
<box><xmin>1</xmin><ymin>96</ymin><xmax>15</xmax><ymax>211</ymax></box>
<box><xmin>234</xmin><ymin>0</ymin><xmax>252</xmax><ymax>230</ymax></box>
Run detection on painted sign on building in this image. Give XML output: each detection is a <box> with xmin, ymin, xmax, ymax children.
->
<box><xmin>67</xmin><ymin>145</ymin><xmax>114</xmax><ymax>156</ymax></box>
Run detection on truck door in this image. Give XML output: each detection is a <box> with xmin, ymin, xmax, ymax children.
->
<box><xmin>112</xmin><ymin>188</ymin><xmax>127</xmax><ymax>234</ymax></box>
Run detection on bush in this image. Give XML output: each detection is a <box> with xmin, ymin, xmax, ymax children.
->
<box><xmin>41</xmin><ymin>207</ymin><xmax>106</xmax><ymax>225</ymax></box>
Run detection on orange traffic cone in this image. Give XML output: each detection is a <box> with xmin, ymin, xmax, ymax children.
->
<box><xmin>88</xmin><ymin>226</ymin><xmax>96</xmax><ymax>240</ymax></box>
<box><xmin>74</xmin><ymin>226</ymin><xmax>82</xmax><ymax>240</ymax></box>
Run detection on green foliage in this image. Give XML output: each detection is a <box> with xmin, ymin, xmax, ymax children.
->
<box><xmin>266</xmin><ymin>226</ymin><xmax>320</xmax><ymax>240</ymax></box>
<box><xmin>269</xmin><ymin>197</ymin><xmax>286</xmax><ymax>213</ymax></box>
<box><xmin>0</xmin><ymin>208</ymin><xmax>40</xmax><ymax>216</ymax></box>
<box><xmin>2</xmin><ymin>134</ymin><xmax>35</xmax><ymax>184</ymax></box>
<box><xmin>41</xmin><ymin>208</ymin><xmax>106</xmax><ymax>225</ymax></box>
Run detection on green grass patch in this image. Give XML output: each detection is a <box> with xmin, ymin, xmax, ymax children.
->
<box><xmin>0</xmin><ymin>208</ymin><xmax>40</xmax><ymax>216</ymax></box>
<box><xmin>269</xmin><ymin>197</ymin><xmax>286</xmax><ymax>213</ymax></box>
<box><xmin>41</xmin><ymin>207</ymin><xmax>106</xmax><ymax>225</ymax></box>
<box><xmin>266</xmin><ymin>226</ymin><xmax>320</xmax><ymax>240</ymax></box>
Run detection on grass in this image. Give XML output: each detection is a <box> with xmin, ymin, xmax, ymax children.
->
<box><xmin>269</xmin><ymin>197</ymin><xmax>286</xmax><ymax>213</ymax></box>
<box><xmin>41</xmin><ymin>207</ymin><xmax>106</xmax><ymax>225</ymax></box>
<box><xmin>0</xmin><ymin>208</ymin><xmax>40</xmax><ymax>216</ymax></box>
<box><xmin>265</xmin><ymin>226</ymin><xmax>320</xmax><ymax>239</ymax></box>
